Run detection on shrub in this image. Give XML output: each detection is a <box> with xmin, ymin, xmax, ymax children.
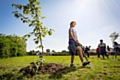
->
<box><xmin>0</xmin><ymin>34</ymin><xmax>26</xmax><ymax>58</ymax></box>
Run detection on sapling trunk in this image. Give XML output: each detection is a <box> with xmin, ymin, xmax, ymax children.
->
<box><xmin>39</xmin><ymin>32</ymin><xmax>44</xmax><ymax>56</ymax></box>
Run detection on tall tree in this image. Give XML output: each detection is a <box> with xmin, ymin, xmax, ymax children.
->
<box><xmin>110</xmin><ymin>32</ymin><xmax>119</xmax><ymax>43</ymax></box>
<box><xmin>12</xmin><ymin>0</ymin><xmax>54</xmax><ymax>57</ymax></box>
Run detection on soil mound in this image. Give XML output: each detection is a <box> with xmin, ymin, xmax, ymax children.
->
<box><xmin>19</xmin><ymin>63</ymin><xmax>66</xmax><ymax>77</ymax></box>
<box><xmin>37</xmin><ymin>63</ymin><xmax>66</xmax><ymax>74</ymax></box>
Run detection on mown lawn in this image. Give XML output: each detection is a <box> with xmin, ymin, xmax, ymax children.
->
<box><xmin>0</xmin><ymin>56</ymin><xmax>120</xmax><ymax>80</ymax></box>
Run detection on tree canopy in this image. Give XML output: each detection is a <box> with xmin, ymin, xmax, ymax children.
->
<box><xmin>46</xmin><ymin>49</ymin><xmax>50</xmax><ymax>53</ymax></box>
<box><xmin>110</xmin><ymin>32</ymin><xmax>119</xmax><ymax>42</ymax></box>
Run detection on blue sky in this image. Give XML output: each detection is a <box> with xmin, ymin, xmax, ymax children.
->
<box><xmin>0</xmin><ymin>0</ymin><xmax>120</xmax><ymax>52</ymax></box>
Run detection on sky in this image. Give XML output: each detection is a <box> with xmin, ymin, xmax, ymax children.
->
<box><xmin>0</xmin><ymin>0</ymin><xmax>120</xmax><ymax>52</ymax></box>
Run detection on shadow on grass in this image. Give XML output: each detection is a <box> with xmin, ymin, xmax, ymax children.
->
<box><xmin>49</xmin><ymin>66</ymin><xmax>77</xmax><ymax>79</ymax></box>
<box><xmin>77</xmin><ymin>66</ymin><xmax>92</xmax><ymax>69</ymax></box>
<box><xmin>0</xmin><ymin>67</ymin><xmax>77</xmax><ymax>80</ymax></box>
<box><xmin>0</xmin><ymin>72</ymin><xmax>25</xmax><ymax>80</ymax></box>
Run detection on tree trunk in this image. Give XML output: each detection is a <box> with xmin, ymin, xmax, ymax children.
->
<box><xmin>40</xmin><ymin>33</ymin><xmax>44</xmax><ymax>56</ymax></box>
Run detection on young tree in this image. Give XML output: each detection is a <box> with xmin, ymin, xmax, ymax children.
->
<box><xmin>12</xmin><ymin>0</ymin><xmax>54</xmax><ymax>57</ymax></box>
<box><xmin>110</xmin><ymin>32</ymin><xmax>119</xmax><ymax>43</ymax></box>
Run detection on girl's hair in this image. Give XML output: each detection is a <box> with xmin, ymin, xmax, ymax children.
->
<box><xmin>70</xmin><ymin>21</ymin><xmax>76</xmax><ymax>27</ymax></box>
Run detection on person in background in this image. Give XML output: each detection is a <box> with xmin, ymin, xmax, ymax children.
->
<box><xmin>96</xmin><ymin>47</ymin><xmax>100</xmax><ymax>58</ymax></box>
<box><xmin>113</xmin><ymin>41</ymin><xmax>120</xmax><ymax>58</ymax></box>
<box><xmin>107</xmin><ymin>45</ymin><xmax>110</xmax><ymax>55</ymax></box>
<box><xmin>98</xmin><ymin>39</ymin><xmax>109</xmax><ymax>59</ymax></box>
<box><xmin>84</xmin><ymin>46</ymin><xmax>91</xmax><ymax>58</ymax></box>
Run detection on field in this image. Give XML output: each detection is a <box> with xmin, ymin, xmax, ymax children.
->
<box><xmin>0</xmin><ymin>56</ymin><xmax>120</xmax><ymax>80</ymax></box>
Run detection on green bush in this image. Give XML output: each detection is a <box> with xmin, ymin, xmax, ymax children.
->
<box><xmin>0</xmin><ymin>34</ymin><xmax>26</xmax><ymax>58</ymax></box>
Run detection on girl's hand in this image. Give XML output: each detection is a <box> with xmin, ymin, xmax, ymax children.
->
<box><xmin>76</xmin><ymin>40</ymin><xmax>82</xmax><ymax>46</ymax></box>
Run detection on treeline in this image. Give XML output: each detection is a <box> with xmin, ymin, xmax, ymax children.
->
<box><xmin>27</xmin><ymin>50</ymin><xmax>40</xmax><ymax>55</ymax></box>
<box><xmin>0</xmin><ymin>34</ymin><xmax>26</xmax><ymax>58</ymax></box>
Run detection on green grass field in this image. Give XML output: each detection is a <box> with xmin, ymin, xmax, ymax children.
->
<box><xmin>0</xmin><ymin>56</ymin><xmax>120</xmax><ymax>80</ymax></box>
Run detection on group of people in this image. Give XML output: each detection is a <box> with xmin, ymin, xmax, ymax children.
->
<box><xmin>96</xmin><ymin>40</ymin><xmax>120</xmax><ymax>59</ymax></box>
<box><xmin>68</xmin><ymin>21</ymin><xmax>120</xmax><ymax>67</ymax></box>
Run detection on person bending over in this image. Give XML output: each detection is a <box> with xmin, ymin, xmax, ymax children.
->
<box><xmin>84</xmin><ymin>46</ymin><xmax>91</xmax><ymax>58</ymax></box>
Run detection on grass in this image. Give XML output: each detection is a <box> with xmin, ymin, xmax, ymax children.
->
<box><xmin>0</xmin><ymin>55</ymin><xmax>120</xmax><ymax>80</ymax></box>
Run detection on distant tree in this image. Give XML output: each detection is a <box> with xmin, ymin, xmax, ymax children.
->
<box><xmin>46</xmin><ymin>49</ymin><xmax>50</xmax><ymax>53</ymax></box>
<box><xmin>12</xmin><ymin>0</ymin><xmax>54</xmax><ymax>57</ymax></box>
<box><xmin>61</xmin><ymin>50</ymin><xmax>67</xmax><ymax>53</ymax></box>
<box><xmin>110</xmin><ymin>32</ymin><xmax>119</xmax><ymax>43</ymax></box>
<box><xmin>52</xmin><ymin>50</ymin><xmax>56</xmax><ymax>53</ymax></box>
<box><xmin>36</xmin><ymin>50</ymin><xmax>40</xmax><ymax>54</ymax></box>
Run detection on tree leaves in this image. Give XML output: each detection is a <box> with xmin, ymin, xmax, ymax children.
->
<box><xmin>48</xmin><ymin>29</ymin><xmax>54</xmax><ymax>35</ymax></box>
<box><xmin>29</xmin><ymin>0</ymin><xmax>37</xmax><ymax>3</ymax></box>
<box><xmin>12</xmin><ymin>4</ymin><xmax>22</xmax><ymax>10</ymax></box>
<box><xmin>12</xmin><ymin>0</ymin><xmax>54</xmax><ymax>55</ymax></box>
<box><xmin>35</xmin><ymin>1</ymin><xmax>40</xmax><ymax>5</ymax></box>
<box><xmin>48</xmin><ymin>31</ymin><xmax>52</xmax><ymax>35</ymax></box>
<box><xmin>28</xmin><ymin>35</ymin><xmax>31</xmax><ymax>38</ymax></box>
<box><xmin>24</xmin><ymin>34</ymin><xmax>31</xmax><ymax>38</ymax></box>
<box><xmin>110</xmin><ymin>32</ymin><xmax>119</xmax><ymax>42</ymax></box>
<box><xmin>35</xmin><ymin>41</ymin><xmax>39</xmax><ymax>44</ymax></box>
<box><xmin>36</xmin><ymin>45</ymin><xmax>43</xmax><ymax>49</ymax></box>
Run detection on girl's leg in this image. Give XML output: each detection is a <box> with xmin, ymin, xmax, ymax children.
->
<box><xmin>102</xmin><ymin>54</ymin><xmax>105</xmax><ymax>59</ymax></box>
<box><xmin>77</xmin><ymin>48</ymin><xmax>84</xmax><ymax>62</ymax></box>
<box><xmin>71</xmin><ymin>55</ymin><xmax>75</xmax><ymax>64</ymax></box>
<box><xmin>77</xmin><ymin>47</ymin><xmax>90</xmax><ymax>66</ymax></box>
<box><xmin>87</xmin><ymin>52</ymin><xmax>89</xmax><ymax>58</ymax></box>
<box><xmin>70</xmin><ymin>49</ymin><xmax>76</xmax><ymax>66</ymax></box>
<box><xmin>115</xmin><ymin>53</ymin><xmax>117</xmax><ymax>58</ymax></box>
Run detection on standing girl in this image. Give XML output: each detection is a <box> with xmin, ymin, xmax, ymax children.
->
<box><xmin>68</xmin><ymin>21</ymin><xmax>90</xmax><ymax>67</ymax></box>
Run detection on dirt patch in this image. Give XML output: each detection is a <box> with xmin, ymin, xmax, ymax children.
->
<box><xmin>103</xmin><ymin>66</ymin><xmax>107</xmax><ymax>68</ymax></box>
<box><xmin>19</xmin><ymin>63</ymin><xmax>66</xmax><ymax>77</ymax></box>
<box><xmin>0</xmin><ymin>67</ymin><xmax>6</xmax><ymax>70</ymax></box>
<box><xmin>103</xmin><ymin>72</ymin><xmax>107</xmax><ymax>75</ymax></box>
<box><xmin>37</xmin><ymin>63</ymin><xmax>66</xmax><ymax>74</ymax></box>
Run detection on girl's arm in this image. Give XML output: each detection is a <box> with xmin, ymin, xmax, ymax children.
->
<box><xmin>70</xmin><ymin>31</ymin><xmax>77</xmax><ymax>42</ymax></box>
<box><xmin>105</xmin><ymin>43</ymin><xmax>106</xmax><ymax>49</ymax></box>
<box><xmin>70</xmin><ymin>31</ymin><xmax>81</xmax><ymax>45</ymax></box>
